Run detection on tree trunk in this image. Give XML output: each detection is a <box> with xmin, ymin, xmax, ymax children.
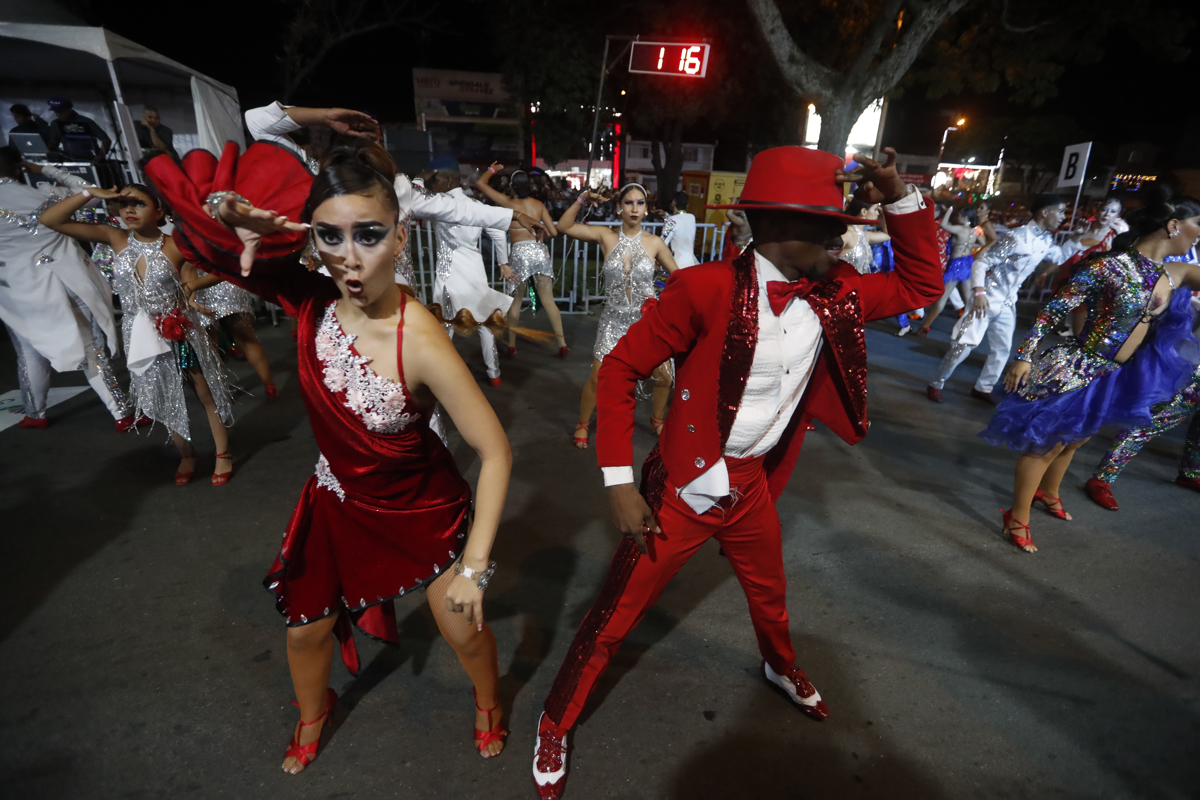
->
<box><xmin>814</xmin><ymin>95</ymin><xmax>861</xmax><ymax>156</ymax></box>
<box><xmin>651</xmin><ymin>120</ymin><xmax>685</xmax><ymax>199</ymax></box>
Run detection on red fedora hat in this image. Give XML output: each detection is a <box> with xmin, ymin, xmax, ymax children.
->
<box><xmin>708</xmin><ymin>146</ymin><xmax>863</xmax><ymax>225</ymax></box>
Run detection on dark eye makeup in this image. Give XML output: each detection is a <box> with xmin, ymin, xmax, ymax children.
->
<box><xmin>314</xmin><ymin>221</ymin><xmax>393</xmax><ymax>246</ymax></box>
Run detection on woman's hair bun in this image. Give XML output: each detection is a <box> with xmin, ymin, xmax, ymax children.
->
<box><xmin>319</xmin><ymin>138</ymin><xmax>396</xmax><ymax>182</ymax></box>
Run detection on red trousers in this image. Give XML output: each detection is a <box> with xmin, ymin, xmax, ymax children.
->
<box><xmin>544</xmin><ymin>455</ymin><xmax>797</xmax><ymax>729</ymax></box>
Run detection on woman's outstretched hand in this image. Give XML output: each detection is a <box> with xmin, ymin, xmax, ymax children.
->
<box><xmin>216</xmin><ymin>195</ymin><xmax>309</xmax><ymax>276</ymax></box>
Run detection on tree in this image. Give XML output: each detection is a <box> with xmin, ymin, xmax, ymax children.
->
<box><xmin>278</xmin><ymin>0</ymin><xmax>446</xmax><ymax>103</ymax></box>
<box><xmin>907</xmin><ymin>0</ymin><xmax>1193</xmax><ymax>106</ymax></box>
<box><xmin>747</xmin><ymin>0</ymin><xmax>971</xmax><ymax>154</ymax></box>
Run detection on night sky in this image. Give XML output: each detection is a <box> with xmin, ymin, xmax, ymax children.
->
<box><xmin>87</xmin><ymin>0</ymin><xmax>1199</xmax><ymax>170</ymax></box>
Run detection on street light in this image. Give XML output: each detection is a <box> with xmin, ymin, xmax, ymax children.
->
<box><xmin>937</xmin><ymin>117</ymin><xmax>965</xmax><ymax>167</ymax></box>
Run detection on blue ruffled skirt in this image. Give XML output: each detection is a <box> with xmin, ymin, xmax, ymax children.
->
<box><xmin>980</xmin><ymin>288</ymin><xmax>1200</xmax><ymax>455</ymax></box>
<box><xmin>945</xmin><ymin>254</ymin><xmax>973</xmax><ymax>283</ymax></box>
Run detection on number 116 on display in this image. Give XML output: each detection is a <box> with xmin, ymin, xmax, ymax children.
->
<box><xmin>628</xmin><ymin>42</ymin><xmax>711</xmax><ymax>78</ymax></box>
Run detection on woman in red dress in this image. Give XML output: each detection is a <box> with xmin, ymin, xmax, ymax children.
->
<box><xmin>146</xmin><ymin>140</ymin><xmax>513</xmax><ymax>771</ymax></box>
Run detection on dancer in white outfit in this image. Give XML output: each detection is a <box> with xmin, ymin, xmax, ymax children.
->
<box><xmin>425</xmin><ymin>157</ymin><xmax>513</xmax><ymax>386</ymax></box>
<box><xmin>661</xmin><ymin>191</ymin><xmax>698</xmax><ymax>268</ymax></box>
<box><xmin>0</xmin><ymin>148</ymin><xmax>133</xmax><ymax>429</ymax></box>
<box><xmin>927</xmin><ymin>195</ymin><xmax>1084</xmax><ymax>404</ymax></box>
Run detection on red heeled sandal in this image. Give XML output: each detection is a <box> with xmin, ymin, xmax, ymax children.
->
<box><xmin>556</xmin><ymin>345</ymin><xmax>568</xmax><ymax>359</ymax></box>
<box><xmin>264</xmin><ymin>383</ymin><xmax>279</xmax><ymax>402</ymax></box>
<box><xmin>284</xmin><ymin>687</ymin><xmax>337</xmax><ymax>773</ymax></box>
<box><xmin>1033</xmin><ymin>489</ymin><xmax>1070</xmax><ymax>520</ymax></box>
<box><xmin>212</xmin><ymin>451</ymin><xmax>233</xmax><ymax>486</ymax></box>
<box><xmin>573</xmin><ymin>420</ymin><xmax>589</xmax><ymax>449</ymax></box>
<box><xmin>650</xmin><ymin>415</ymin><xmax>665</xmax><ymax>436</ymax></box>
<box><xmin>473</xmin><ymin>687</ymin><xmax>507</xmax><ymax>758</ymax></box>
<box><xmin>175</xmin><ymin>452</ymin><xmax>196</xmax><ymax>486</ymax></box>
<box><xmin>1001</xmin><ymin>508</ymin><xmax>1037</xmax><ymax>553</ymax></box>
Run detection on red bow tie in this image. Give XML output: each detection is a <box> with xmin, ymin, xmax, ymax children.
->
<box><xmin>766</xmin><ymin>278</ymin><xmax>820</xmax><ymax>316</ymax></box>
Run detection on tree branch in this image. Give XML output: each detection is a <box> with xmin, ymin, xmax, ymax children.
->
<box><xmin>862</xmin><ymin>0</ymin><xmax>971</xmax><ymax>100</ymax></box>
<box><xmin>745</xmin><ymin>0</ymin><xmax>836</xmax><ymax>100</ymax></box>
<box><xmin>845</xmin><ymin>0</ymin><xmax>906</xmax><ymax>84</ymax></box>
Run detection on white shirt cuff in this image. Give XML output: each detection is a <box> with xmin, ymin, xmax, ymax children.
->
<box><xmin>882</xmin><ymin>184</ymin><xmax>925</xmax><ymax>215</ymax></box>
<box><xmin>602</xmin><ymin>466</ymin><xmax>635</xmax><ymax>487</ymax></box>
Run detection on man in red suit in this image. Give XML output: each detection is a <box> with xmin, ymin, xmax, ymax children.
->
<box><xmin>532</xmin><ymin>146</ymin><xmax>943</xmax><ymax>799</ymax></box>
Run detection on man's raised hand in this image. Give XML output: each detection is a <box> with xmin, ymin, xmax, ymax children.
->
<box><xmin>836</xmin><ymin>147</ymin><xmax>906</xmax><ymax>206</ymax></box>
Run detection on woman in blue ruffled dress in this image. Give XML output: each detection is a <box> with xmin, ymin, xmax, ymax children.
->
<box><xmin>982</xmin><ymin>191</ymin><xmax>1200</xmax><ymax>552</ymax></box>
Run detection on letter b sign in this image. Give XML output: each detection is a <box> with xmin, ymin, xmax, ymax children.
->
<box><xmin>1057</xmin><ymin>142</ymin><xmax>1091</xmax><ymax>189</ymax></box>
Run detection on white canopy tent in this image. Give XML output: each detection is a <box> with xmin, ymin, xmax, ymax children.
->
<box><xmin>0</xmin><ymin>20</ymin><xmax>244</xmax><ymax>178</ymax></box>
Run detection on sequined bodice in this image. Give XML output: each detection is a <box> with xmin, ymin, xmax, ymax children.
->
<box><xmin>842</xmin><ymin>228</ymin><xmax>875</xmax><ymax>274</ymax></box>
<box><xmin>602</xmin><ymin>229</ymin><xmax>655</xmax><ymax>307</ymax></box>
<box><xmin>314</xmin><ymin>301</ymin><xmax>418</xmax><ymax>434</ymax></box>
<box><xmin>112</xmin><ymin>235</ymin><xmax>185</xmax><ymax>315</ymax></box>
<box><xmin>1018</xmin><ymin>250</ymin><xmax>1169</xmax><ymax>363</ymax></box>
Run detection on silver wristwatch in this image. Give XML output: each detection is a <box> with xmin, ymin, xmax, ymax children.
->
<box><xmin>454</xmin><ymin>559</ymin><xmax>496</xmax><ymax>591</ymax></box>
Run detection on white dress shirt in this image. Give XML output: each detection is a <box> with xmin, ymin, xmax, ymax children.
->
<box><xmin>602</xmin><ymin>187</ymin><xmax>926</xmax><ymax>514</ymax></box>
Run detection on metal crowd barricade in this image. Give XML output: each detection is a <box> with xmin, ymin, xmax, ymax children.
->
<box><xmin>407</xmin><ymin>219</ymin><xmax>728</xmax><ymax>313</ymax></box>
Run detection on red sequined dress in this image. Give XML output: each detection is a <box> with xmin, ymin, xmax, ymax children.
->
<box><xmin>144</xmin><ymin>143</ymin><xmax>470</xmax><ymax>673</ymax></box>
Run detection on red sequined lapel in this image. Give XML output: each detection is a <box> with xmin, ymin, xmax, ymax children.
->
<box><xmin>805</xmin><ymin>280</ymin><xmax>868</xmax><ymax>435</ymax></box>
<box><xmin>717</xmin><ymin>246</ymin><xmax>760</xmax><ymax>450</ymax></box>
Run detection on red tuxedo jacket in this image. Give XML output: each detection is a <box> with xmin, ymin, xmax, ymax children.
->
<box><xmin>595</xmin><ymin>204</ymin><xmax>943</xmax><ymax>507</ymax></box>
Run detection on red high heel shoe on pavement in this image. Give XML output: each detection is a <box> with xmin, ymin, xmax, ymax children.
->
<box><xmin>264</xmin><ymin>383</ymin><xmax>279</xmax><ymax>402</ymax></box>
<box><xmin>212</xmin><ymin>451</ymin><xmax>233</xmax><ymax>486</ymax></box>
<box><xmin>556</xmin><ymin>345</ymin><xmax>568</xmax><ymax>358</ymax></box>
<box><xmin>1033</xmin><ymin>489</ymin><xmax>1071</xmax><ymax>520</ymax></box>
<box><xmin>572</xmin><ymin>420</ymin><xmax>589</xmax><ymax>449</ymax></box>
<box><xmin>284</xmin><ymin>687</ymin><xmax>337</xmax><ymax>774</ymax></box>
<box><xmin>507</xmin><ymin>345</ymin><xmax>517</xmax><ymax>358</ymax></box>
<box><xmin>1002</xmin><ymin>508</ymin><xmax>1036</xmax><ymax>552</ymax></box>
<box><xmin>175</xmin><ymin>452</ymin><xmax>196</xmax><ymax>486</ymax></box>
<box><xmin>17</xmin><ymin>416</ymin><xmax>49</xmax><ymax>429</ymax></box>
<box><xmin>473</xmin><ymin>687</ymin><xmax>507</xmax><ymax>758</ymax></box>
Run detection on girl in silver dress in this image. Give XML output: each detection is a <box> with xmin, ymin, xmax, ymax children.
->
<box><xmin>555</xmin><ymin>184</ymin><xmax>678</xmax><ymax>448</ymax></box>
<box><xmin>184</xmin><ymin>269</ymin><xmax>278</xmax><ymax>399</ymax></box>
<box><xmin>40</xmin><ymin>184</ymin><xmax>236</xmax><ymax>485</ymax></box>
<box><xmin>473</xmin><ymin>165</ymin><xmax>568</xmax><ymax>356</ymax></box>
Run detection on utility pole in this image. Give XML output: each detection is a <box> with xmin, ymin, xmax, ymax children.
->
<box><xmin>585</xmin><ymin>35</ymin><xmax>635</xmax><ymax>190</ymax></box>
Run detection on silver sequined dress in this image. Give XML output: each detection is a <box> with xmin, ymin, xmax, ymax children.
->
<box><xmin>195</xmin><ymin>270</ymin><xmax>256</xmax><ymax>319</ymax></box>
<box><xmin>507</xmin><ymin>239</ymin><xmax>553</xmax><ymax>289</ymax></box>
<box><xmin>842</xmin><ymin>228</ymin><xmax>876</xmax><ymax>274</ymax></box>
<box><xmin>594</xmin><ymin>229</ymin><xmax>656</xmax><ymax>361</ymax></box>
<box><xmin>112</xmin><ymin>235</ymin><xmax>235</xmax><ymax>439</ymax></box>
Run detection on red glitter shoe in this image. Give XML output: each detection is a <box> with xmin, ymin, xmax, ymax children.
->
<box><xmin>762</xmin><ymin>661</ymin><xmax>829</xmax><ymax>721</ymax></box>
<box><xmin>283</xmin><ymin>687</ymin><xmax>337</xmax><ymax>774</ymax></box>
<box><xmin>17</xmin><ymin>416</ymin><xmax>49</xmax><ymax>429</ymax></box>
<box><xmin>1085</xmin><ymin>478</ymin><xmax>1119</xmax><ymax>510</ymax></box>
<box><xmin>1033</xmin><ymin>489</ymin><xmax>1071</xmax><ymax>520</ymax></box>
<box><xmin>1002</xmin><ymin>508</ymin><xmax>1036</xmax><ymax>552</ymax></box>
<box><xmin>532</xmin><ymin>712</ymin><xmax>569</xmax><ymax>799</ymax></box>
<box><xmin>473</xmin><ymin>687</ymin><xmax>507</xmax><ymax>758</ymax></box>
<box><xmin>1176</xmin><ymin>474</ymin><xmax>1200</xmax><ymax>493</ymax></box>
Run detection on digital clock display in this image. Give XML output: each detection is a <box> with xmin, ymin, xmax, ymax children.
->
<box><xmin>628</xmin><ymin>41</ymin><xmax>710</xmax><ymax>78</ymax></box>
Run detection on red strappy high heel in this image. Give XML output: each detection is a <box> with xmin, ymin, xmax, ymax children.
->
<box><xmin>1033</xmin><ymin>489</ymin><xmax>1070</xmax><ymax>520</ymax></box>
<box><xmin>573</xmin><ymin>420</ymin><xmax>589</xmax><ymax>449</ymax></box>
<box><xmin>1001</xmin><ymin>508</ymin><xmax>1037</xmax><ymax>553</ymax></box>
<box><xmin>175</xmin><ymin>452</ymin><xmax>196</xmax><ymax>486</ymax></box>
<box><xmin>212</xmin><ymin>451</ymin><xmax>233</xmax><ymax>486</ymax></box>
<box><xmin>650</xmin><ymin>415</ymin><xmax>665</xmax><ymax>436</ymax></box>
<box><xmin>473</xmin><ymin>687</ymin><xmax>507</xmax><ymax>758</ymax></box>
<box><xmin>284</xmin><ymin>687</ymin><xmax>337</xmax><ymax>773</ymax></box>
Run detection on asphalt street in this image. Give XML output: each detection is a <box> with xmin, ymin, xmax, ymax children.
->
<box><xmin>1</xmin><ymin>301</ymin><xmax>1197</xmax><ymax>800</ymax></box>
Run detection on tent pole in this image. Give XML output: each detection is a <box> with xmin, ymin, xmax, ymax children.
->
<box><xmin>105</xmin><ymin>59</ymin><xmax>138</xmax><ymax>182</ymax></box>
